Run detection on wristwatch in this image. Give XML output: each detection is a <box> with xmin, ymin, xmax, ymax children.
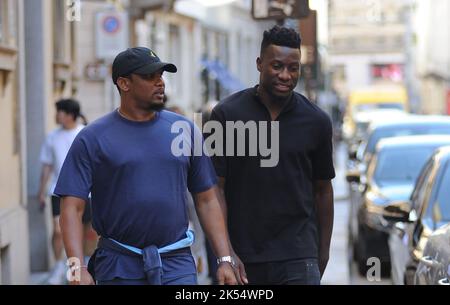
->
<box><xmin>217</xmin><ymin>255</ymin><xmax>236</xmax><ymax>268</ymax></box>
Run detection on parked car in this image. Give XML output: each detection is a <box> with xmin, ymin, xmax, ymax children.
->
<box><xmin>382</xmin><ymin>146</ymin><xmax>450</xmax><ymax>284</ymax></box>
<box><xmin>415</xmin><ymin>223</ymin><xmax>450</xmax><ymax>285</ymax></box>
<box><xmin>359</xmin><ymin>115</ymin><xmax>450</xmax><ymax>170</ymax></box>
<box><xmin>346</xmin><ymin>109</ymin><xmax>408</xmax><ymax>159</ymax></box>
<box><xmin>348</xmin><ymin>136</ymin><xmax>450</xmax><ymax>275</ymax></box>
<box><xmin>346</xmin><ymin>116</ymin><xmax>450</xmax><ymax>266</ymax></box>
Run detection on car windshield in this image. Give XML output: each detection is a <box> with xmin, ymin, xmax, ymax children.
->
<box><xmin>365</xmin><ymin>124</ymin><xmax>450</xmax><ymax>156</ymax></box>
<box><xmin>374</xmin><ymin>147</ymin><xmax>438</xmax><ymax>187</ymax></box>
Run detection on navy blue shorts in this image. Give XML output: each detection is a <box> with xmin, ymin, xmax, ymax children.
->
<box><xmin>94</xmin><ymin>248</ymin><xmax>198</xmax><ymax>285</ymax></box>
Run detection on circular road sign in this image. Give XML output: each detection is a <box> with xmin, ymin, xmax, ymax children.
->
<box><xmin>102</xmin><ymin>15</ymin><xmax>121</xmax><ymax>34</ymax></box>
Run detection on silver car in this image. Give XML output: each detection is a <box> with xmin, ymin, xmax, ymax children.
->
<box><xmin>383</xmin><ymin>146</ymin><xmax>450</xmax><ymax>284</ymax></box>
<box><xmin>347</xmin><ymin>116</ymin><xmax>450</xmax><ymax>268</ymax></box>
<box><xmin>352</xmin><ymin>136</ymin><xmax>450</xmax><ymax>275</ymax></box>
<box><xmin>415</xmin><ymin>223</ymin><xmax>450</xmax><ymax>285</ymax></box>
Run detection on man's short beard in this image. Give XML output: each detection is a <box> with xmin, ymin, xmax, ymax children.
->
<box><xmin>139</xmin><ymin>100</ymin><xmax>165</xmax><ymax>112</ymax></box>
<box><xmin>148</xmin><ymin>102</ymin><xmax>165</xmax><ymax>112</ymax></box>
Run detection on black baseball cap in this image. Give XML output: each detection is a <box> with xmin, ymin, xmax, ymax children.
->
<box><xmin>112</xmin><ymin>47</ymin><xmax>177</xmax><ymax>84</ymax></box>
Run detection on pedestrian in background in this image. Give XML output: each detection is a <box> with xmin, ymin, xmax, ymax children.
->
<box><xmin>38</xmin><ymin>98</ymin><xmax>93</xmax><ymax>285</ymax></box>
<box><xmin>55</xmin><ymin>47</ymin><xmax>237</xmax><ymax>285</ymax></box>
<box><xmin>206</xmin><ymin>26</ymin><xmax>335</xmax><ymax>285</ymax></box>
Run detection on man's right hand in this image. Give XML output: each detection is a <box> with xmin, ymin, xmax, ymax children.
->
<box><xmin>232</xmin><ymin>252</ymin><xmax>248</xmax><ymax>285</ymax></box>
<box><xmin>216</xmin><ymin>262</ymin><xmax>238</xmax><ymax>285</ymax></box>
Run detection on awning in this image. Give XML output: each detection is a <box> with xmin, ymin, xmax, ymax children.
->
<box><xmin>201</xmin><ymin>59</ymin><xmax>245</xmax><ymax>93</ymax></box>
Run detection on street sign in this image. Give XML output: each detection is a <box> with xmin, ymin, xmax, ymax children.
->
<box><xmin>95</xmin><ymin>11</ymin><xmax>129</xmax><ymax>60</ymax></box>
<box><xmin>103</xmin><ymin>16</ymin><xmax>121</xmax><ymax>34</ymax></box>
<box><xmin>252</xmin><ymin>0</ymin><xmax>310</xmax><ymax>20</ymax></box>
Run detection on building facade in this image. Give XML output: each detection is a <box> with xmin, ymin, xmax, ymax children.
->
<box><xmin>72</xmin><ymin>0</ymin><xmax>272</xmax><ymax>119</ymax></box>
<box><xmin>0</xmin><ymin>0</ymin><xmax>28</xmax><ymax>285</ymax></box>
<box><xmin>25</xmin><ymin>0</ymin><xmax>80</xmax><ymax>277</ymax></box>
<box><xmin>0</xmin><ymin>0</ymin><xmax>80</xmax><ymax>283</ymax></box>
<box><xmin>132</xmin><ymin>0</ymin><xmax>271</xmax><ymax>113</ymax></box>
<box><xmin>72</xmin><ymin>0</ymin><xmax>124</xmax><ymax>122</ymax></box>
<box><xmin>415</xmin><ymin>0</ymin><xmax>450</xmax><ymax>115</ymax></box>
<box><xmin>327</xmin><ymin>0</ymin><xmax>408</xmax><ymax>98</ymax></box>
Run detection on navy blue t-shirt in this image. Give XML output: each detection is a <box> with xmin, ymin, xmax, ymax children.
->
<box><xmin>54</xmin><ymin>110</ymin><xmax>217</xmax><ymax>249</ymax></box>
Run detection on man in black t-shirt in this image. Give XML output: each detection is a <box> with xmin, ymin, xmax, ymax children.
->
<box><xmin>206</xmin><ymin>26</ymin><xmax>335</xmax><ymax>285</ymax></box>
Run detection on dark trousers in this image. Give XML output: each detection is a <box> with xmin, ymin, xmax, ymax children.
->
<box><xmin>245</xmin><ymin>258</ymin><xmax>321</xmax><ymax>285</ymax></box>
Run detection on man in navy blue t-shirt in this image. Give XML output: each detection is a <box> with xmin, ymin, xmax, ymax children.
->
<box><xmin>55</xmin><ymin>47</ymin><xmax>237</xmax><ymax>285</ymax></box>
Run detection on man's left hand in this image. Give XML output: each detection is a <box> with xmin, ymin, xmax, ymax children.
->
<box><xmin>216</xmin><ymin>262</ymin><xmax>238</xmax><ymax>285</ymax></box>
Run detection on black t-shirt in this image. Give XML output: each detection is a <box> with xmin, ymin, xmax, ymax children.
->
<box><xmin>207</xmin><ymin>86</ymin><xmax>335</xmax><ymax>263</ymax></box>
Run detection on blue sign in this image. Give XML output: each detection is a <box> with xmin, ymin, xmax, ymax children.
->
<box><xmin>103</xmin><ymin>16</ymin><xmax>120</xmax><ymax>34</ymax></box>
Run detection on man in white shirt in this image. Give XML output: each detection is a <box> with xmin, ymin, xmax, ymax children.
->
<box><xmin>38</xmin><ymin>98</ymin><xmax>91</xmax><ymax>285</ymax></box>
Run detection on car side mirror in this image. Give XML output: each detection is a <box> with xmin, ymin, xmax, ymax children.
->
<box><xmin>382</xmin><ymin>200</ymin><xmax>415</xmax><ymax>223</ymax></box>
<box><xmin>346</xmin><ymin>170</ymin><xmax>360</xmax><ymax>183</ymax></box>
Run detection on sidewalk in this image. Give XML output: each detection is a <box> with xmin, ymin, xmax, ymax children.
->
<box><xmin>29</xmin><ymin>272</ymin><xmax>50</xmax><ymax>285</ymax></box>
<box><xmin>332</xmin><ymin>142</ymin><xmax>349</xmax><ymax>201</ymax></box>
